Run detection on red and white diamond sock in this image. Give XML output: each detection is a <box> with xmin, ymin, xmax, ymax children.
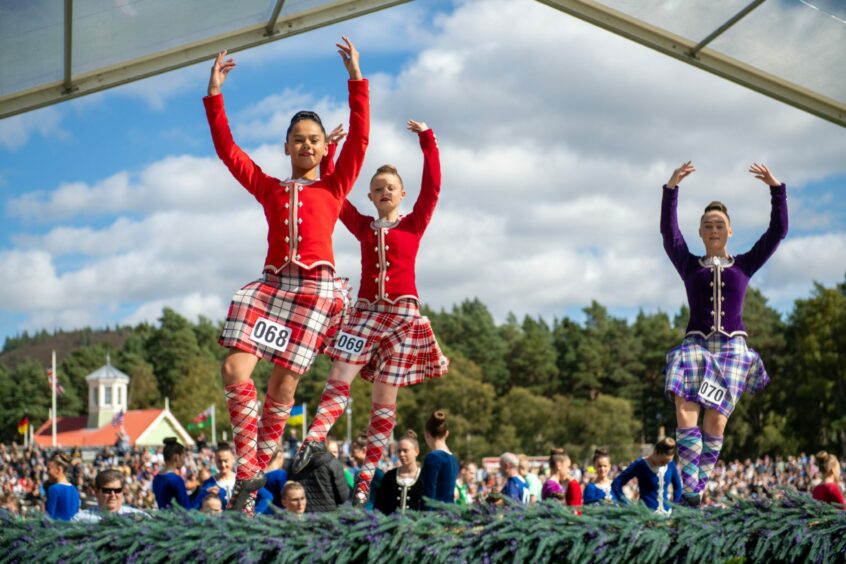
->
<box><xmin>304</xmin><ymin>379</ymin><xmax>351</xmax><ymax>444</ymax></box>
<box><xmin>256</xmin><ymin>393</ymin><xmax>294</xmax><ymax>471</ymax></box>
<box><xmin>355</xmin><ymin>403</ymin><xmax>396</xmax><ymax>499</ymax></box>
<box><xmin>224</xmin><ymin>381</ymin><xmax>260</xmax><ymax>481</ymax></box>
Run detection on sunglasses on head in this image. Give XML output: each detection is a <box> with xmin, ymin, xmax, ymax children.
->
<box><xmin>100</xmin><ymin>487</ymin><xmax>123</xmax><ymax>495</ymax></box>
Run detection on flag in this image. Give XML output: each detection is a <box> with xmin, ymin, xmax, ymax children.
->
<box><xmin>47</xmin><ymin>369</ymin><xmax>65</xmax><ymax>396</ymax></box>
<box><xmin>287</xmin><ymin>404</ymin><xmax>305</xmax><ymax>427</ymax></box>
<box><xmin>17</xmin><ymin>416</ymin><xmax>28</xmax><ymax>435</ymax></box>
<box><xmin>187</xmin><ymin>406</ymin><xmax>213</xmax><ymax>430</ymax></box>
<box><xmin>111</xmin><ymin>410</ymin><xmax>125</xmax><ymax>428</ymax></box>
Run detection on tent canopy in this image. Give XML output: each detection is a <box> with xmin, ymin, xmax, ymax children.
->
<box><xmin>1</xmin><ymin>0</ymin><xmax>844</xmax><ymax>127</ymax></box>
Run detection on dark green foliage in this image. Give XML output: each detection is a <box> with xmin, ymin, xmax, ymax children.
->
<box><xmin>0</xmin><ymin>274</ymin><xmax>844</xmax><ymax>459</ymax></box>
<box><xmin>1</xmin><ymin>494</ymin><xmax>844</xmax><ymax>563</ymax></box>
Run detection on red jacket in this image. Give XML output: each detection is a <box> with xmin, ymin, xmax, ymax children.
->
<box><xmin>203</xmin><ymin>79</ymin><xmax>370</xmax><ymax>272</ymax></box>
<box><xmin>325</xmin><ymin>129</ymin><xmax>440</xmax><ymax>303</ymax></box>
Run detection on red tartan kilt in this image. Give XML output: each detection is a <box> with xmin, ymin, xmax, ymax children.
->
<box><xmin>325</xmin><ymin>299</ymin><xmax>449</xmax><ymax>387</ymax></box>
<box><xmin>218</xmin><ymin>265</ymin><xmax>346</xmax><ymax>374</ymax></box>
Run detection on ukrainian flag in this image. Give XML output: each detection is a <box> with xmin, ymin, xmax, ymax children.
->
<box><xmin>287</xmin><ymin>404</ymin><xmax>305</xmax><ymax>427</ymax></box>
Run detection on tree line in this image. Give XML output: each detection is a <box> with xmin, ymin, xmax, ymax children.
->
<box><xmin>1</xmin><ymin>275</ymin><xmax>844</xmax><ymax>463</ymax></box>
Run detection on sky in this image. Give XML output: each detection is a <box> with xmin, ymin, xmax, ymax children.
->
<box><xmin>1</xmin><ymin>0</ymin><xmax>845</xmax><ymax>346</ymax></box>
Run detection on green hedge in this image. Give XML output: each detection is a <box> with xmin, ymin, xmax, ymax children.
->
<box><xmin>1</xmin><ymin>494</ymin><xmax>844</xmax><ymax>563</ymax></box>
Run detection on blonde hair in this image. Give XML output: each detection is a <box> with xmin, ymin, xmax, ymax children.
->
<box><xmin>818</xmin><ymin>451</ymin><xmax>840</xmax><ymax>479</ymax></box>
<box><xmin>371</xmin><ymin>164</ymin><xmax>403</xmax><ymax>188</ymax></box>
<box><xmin>399</xmin><ymin>429</ymin><xmax>419</xmax><ymax>450</ymax></box>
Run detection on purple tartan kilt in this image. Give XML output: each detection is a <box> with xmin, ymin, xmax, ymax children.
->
<box><xmin>218</xmin><ymin>265</ymin><xmax>346</xmax><ymax>374</ymax></box>
<box><xmin>664</xmin><ymin>333</ymin><xmax>769</xmax><ymax>417</ymax></box>
<box><xmin>325</xmin><ymin>299</ymin><xmax>449</xmax><ymax>387</ymax></box>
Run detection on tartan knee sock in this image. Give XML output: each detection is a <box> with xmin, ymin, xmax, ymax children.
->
<box><xmin>676</xmin><ymin>426</ymin><xmax>703</xmax><ymax>495</ymax></box>
<box><xmin>355</xmin><ymin>403</ymin><xmax>396</xmax><ymax>499</ymax></box>
<box><xmin>256</xmin><ymin>394</ymin><xmax>294</xmax><ymax>471</ymax></box>
<box><xmin>224</xmin><ymin>381</ymin><xmax>260</xmax><ymax>481</ymax></box>
<box><xmin>697</xmin><ymin>433</ymin><xmax>724</xmax><ymax>493</ymax></box>
<box><xmin>305</xmin><ymin>380</ymin><xmax>350</xmax><ymax>444</ymax></box>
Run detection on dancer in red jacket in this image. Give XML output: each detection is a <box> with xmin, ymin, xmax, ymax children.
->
<box><xmin>204</xmin><ymin>37</ymin><xmax>369</xmax><ymax>514</ymax></box>
<box><xmin>295</xmin><ymin>119</ymin><xmax>449</xmax><ymax>504</ymax></box>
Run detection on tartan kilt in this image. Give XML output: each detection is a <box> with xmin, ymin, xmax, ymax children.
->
<box><xmin>324</xmin><ymin>299</ymin><xmax>449</xmax><ymax>387</ymax></box>
<box><xmin>218</xmin><ymin>265</ymin><xmax>347</xmax><ymax>374</ymax></box>
<box><xmin>664</xmin><ymin>333</ymin><xmax>769</xmax><ymax>417</ymax></box>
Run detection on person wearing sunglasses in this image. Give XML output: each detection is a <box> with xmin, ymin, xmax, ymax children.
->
<box><xmin>203</xmin><ymin>36</ymin><xmax>369</xmax><ymax>515</ymax></box>
<box><xmin>72</xmin><ymin>469</ymin><xmax>147</xmax><ymax>523</ymax></box>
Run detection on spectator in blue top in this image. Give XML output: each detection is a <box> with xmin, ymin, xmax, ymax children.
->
<box><xmin>612</xmin><ymin>437</ymin><xmax>682</xmax><ymax>514</ymax></box>
<box><xmin>261</xmin><ymin>449</ymin><xmax>288</xmax><ymax>512</ymax></box>
<box><xmin>197</xmin><ymin>443</ymin><xmax>237</xmax><ymax>508</ymax></box>
<box><xmin>153</xmin><ymin>437</ymin><xmax>197</xmax><ymax>510</ymax></box>
<box><xmin>500</xmin><ymin>452</ymin><xmax>530</xmax><ymax>505</ymax></box>
<box><xmin>420</xmin><ymin>410</ymin><xmax>458</xmax><ymax>508</ymax></box>
<box><xmin>45</xmin><ymin>452</ymin><xmax>79</xmax><ymax>521</ymax></box>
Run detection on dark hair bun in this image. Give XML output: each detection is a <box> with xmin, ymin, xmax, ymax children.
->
<box><xmin>594</xmin><ymin>447</ymin><xmax>609</xmax><ymax>459</ymax></box>
<box><xmin>425</xmin><ymin>410</ymin><xmax>448</xmax><ymax>439</ymax></box>
<box><xmin>163</xmin><ymin>437</ymin><xmax>179</xmax><ymax>446</ymax></box>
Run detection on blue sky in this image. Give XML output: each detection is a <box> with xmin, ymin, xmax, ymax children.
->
<box><xmin>1</xmin><ymin>0</ymin><xmax>845</xmax><ymax>346</ymax></box>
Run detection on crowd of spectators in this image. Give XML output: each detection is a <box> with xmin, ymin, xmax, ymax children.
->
<box><xmin>0</xmin><ymin>435</ymin><xmax>842</xmax><ymax>520</ymax></box>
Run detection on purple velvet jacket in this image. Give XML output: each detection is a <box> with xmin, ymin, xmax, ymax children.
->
<box><xmin>661</xmin><ymin>184</ymin><xmax>788</xmax><ymax>338</ymax></box>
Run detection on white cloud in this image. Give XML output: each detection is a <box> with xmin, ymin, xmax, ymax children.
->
<box><xmin>0</xmin><ymin>107</ymin><xmax>66</xmax><ymax>151</ymax></box>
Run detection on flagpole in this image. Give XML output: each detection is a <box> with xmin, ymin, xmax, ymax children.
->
<box><xmin>211</xmin><ymin>404</ymin><xmax>217</xmax><ymax>446</ymax></box>
<box><xmin>51</xmin><ymin>350</ymin><xmax>57</xmax><ymax>449</ymax></box>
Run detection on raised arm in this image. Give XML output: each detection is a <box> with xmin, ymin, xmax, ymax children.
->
<box><xmin>320</xmin><ymin>124</ymin><xmax>345</xmax><ymax>178</ymax></box>
<box><xmin>661</xmin><ymin>162</ymin><xmax>696</xmax><ymax>276</ymax></box>
<box><xmin>325</xmin><ymin>37</ymin><xmax>370</xmax><ymax>198</ymax></box>
<box><xmin>203</xmin><ymin>51</ymin><xmax>270</xmax><ymax>201</ymax></box>
<box><xmin>339</xmin><ymin>199</ymin><xmax>371</xmax><ymax>238</ymax></box>
<box><xmin>737</xmin><ymin>164</ymin><xmax>788</xmax><ymax>275</ymax></box>
<box><xmin>408</xmin><ymin>121</ymin><xmax>441</xmax><ymax>234</ymax></box>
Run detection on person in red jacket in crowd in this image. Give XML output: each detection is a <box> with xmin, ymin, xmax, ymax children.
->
<box><xmin>812</xmin><ymin>451</ymin><xmax>845</xmax><ymax>508</ymax></box>
<box><xmin>203</xmin><ymin>37</ymin><xmax>369</xmax><ymax>515</ymax></box>
<box><xmin>293</xmin><ymin>118</ymin><xmax>449</xmax><ymax>505</ymax></box>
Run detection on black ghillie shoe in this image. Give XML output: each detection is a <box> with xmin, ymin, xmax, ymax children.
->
<box><xmin>227</xmin><ymin>471</ymin><xmax>266</xmax><ymax>514</ymax></box>
<box><xmin>292</xmin><ymin>440</ymin><xmax>326</xmax><ymax>474</ymax></box>
<box><xmin>682</xmin><ymin>492</ymin><xmax>702</xmax><ymax>508</ymax></box>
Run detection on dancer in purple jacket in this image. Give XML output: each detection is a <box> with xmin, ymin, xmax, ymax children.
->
<box><xmin>661</xmin><ymin>162</ymin><xmax>788</xmax><ymax>506</ymax></box>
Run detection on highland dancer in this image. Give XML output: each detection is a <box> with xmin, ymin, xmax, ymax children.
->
<box><xmin>661</xmin><ymin>162</ymin><xmax>788</xmax><ymax>506</ymax></box>
<box><xmin>294</xmin><ymin>119</ymin><xmax>449</xmax><ymax>505</ymax></box>
<box><xmin>204</xmin><ymin>37</ymin><xmax>369</xmax><ymax>514</ymax></box>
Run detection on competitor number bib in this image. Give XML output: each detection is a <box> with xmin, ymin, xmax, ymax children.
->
<box><xmin>249</xmin><ymin>317</ymin><xmax>292</xmax><ymax>352</ymax></box>
<box><xmin>335</xmin><ymin>332</ymin><xmax>366</xmax><ymax>354</ymax></box>
<box><xmin>697</xmin><ymin>378</ymin><xmax>727</xmax><ymax>406</ymax></box>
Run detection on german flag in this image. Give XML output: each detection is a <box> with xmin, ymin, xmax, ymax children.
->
<box><xmin>17</xmin><ymin>416</ymin><xmax>28</xmax><ymax>435</ymax></box>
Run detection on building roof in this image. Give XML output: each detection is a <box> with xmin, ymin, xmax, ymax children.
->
<box><xmin>33</xmin><ymin>408</ymin><xmax>193</xmax><ymax>448</ymax></box>
<box><xmin>85</xmin><ymin>361</ymin><xmax>130</xmax><ymax>383</ymax></box>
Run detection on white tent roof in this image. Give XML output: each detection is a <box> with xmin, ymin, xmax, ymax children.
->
<box><xmin>1</xmin><ymin>0</ymin><xmax>844</xmax><ymax>127</ymax></box>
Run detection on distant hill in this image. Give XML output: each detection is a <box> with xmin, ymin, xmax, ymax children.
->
<box><xmin>0</xmin><ymin>328</ymin><xmax>133</xmax><ymax>369</ymax></box>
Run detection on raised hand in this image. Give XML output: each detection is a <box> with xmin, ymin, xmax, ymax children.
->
<box><xmin>208</xmin><ymin>50</ymin><xmax>236</xmax><ymax>96</ymax></box>
<box><xmin>749</xmin><ymin>163</ymin><xmax>781</xmax><ymax>187</ymax></box>
<box><xmin>337</xmin><ymin>36</ymin><xmax>361</xmax><ymax>81</ymax></box>
<box><xmin>666</xmin><ymin>161</ymin><xmax>695</xmax><ymax>188</ymax></box>
<box><xmin>327</xmin><ymin>123</ymin><xmax>347</xmax><ymax>145</ymax></box>
<box><xmin>407</xmin><ymin>119</ymin><xmax>429</xmax><ymax>133</ymax></box>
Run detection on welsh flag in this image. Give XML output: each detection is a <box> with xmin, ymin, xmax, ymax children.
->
<box><xmin>188</xmin><ymin>406</ymin><xmax>213</xmax><ymax>430</ymax></box>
